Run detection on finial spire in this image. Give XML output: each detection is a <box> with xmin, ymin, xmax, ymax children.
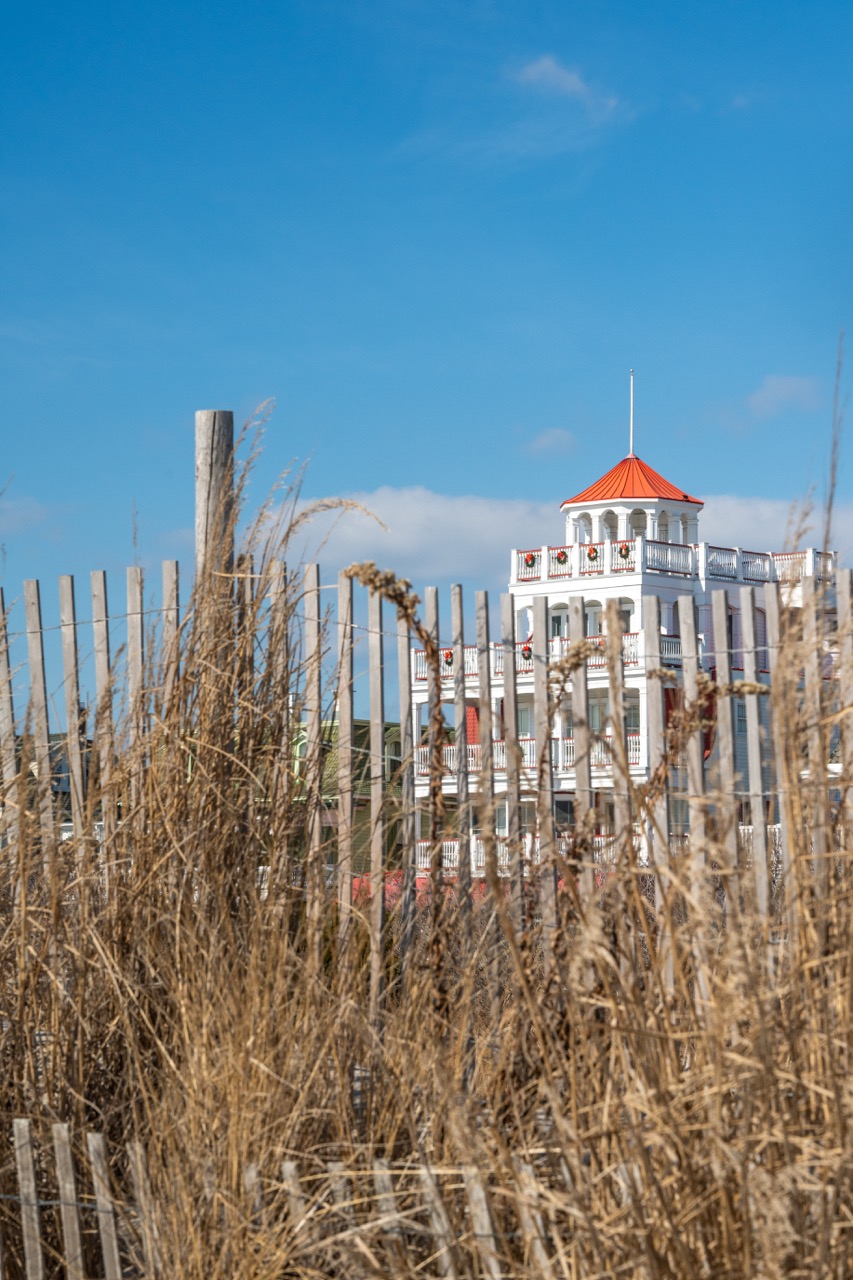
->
<box><xmin>629</xmin><ymin>368</ymin><xmax>635</xmax><ymax>456</ymax></box>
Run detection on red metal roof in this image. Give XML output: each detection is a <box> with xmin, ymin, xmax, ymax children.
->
<box><xmin>561</xmin><ymin>454</ymin><xmax>702</xmax><ymax>507</ymax></box>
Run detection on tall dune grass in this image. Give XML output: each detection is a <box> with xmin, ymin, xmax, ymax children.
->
<box><xmin>1</xmin><ymin>468</ymin><xmax>852</xmax><ymax>1279</ymax></box>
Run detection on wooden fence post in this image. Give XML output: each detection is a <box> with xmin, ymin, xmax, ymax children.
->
<box><xmin>396</xmin><ymin>610</ymin><xmax>416</xmax><ymax>979</ymax></box>
<box><xmin>532</xmin><ymin>596</ymin><xmax>558</xmax><ymax>969</ymax></box>
<box><xmin>303</xmin><ymin>564</ymin><xmax>324</xmax><ymax>980</ymax></box>
<box><xmin>336</xmin><ymin>571</ymin><xmax>354</xmax><ymax>948</ymax></box>
<box><xmin>52</xmin><ymin>1123</ymin><xmax>84</xmax><ymax>1280</ymax></box>
<box><xmin>14</xmin><ymin>1118</ymin><xmax>44</xmax><ymax>1280</ymax></box>
<box><xmin>451</xmin><ymin>585</ymin><xmax>472</xmax><ymax>949</ymax></box>
<box><xmin>24</xmin><ymin>580</ymin><xmax>55</xmax><ymax>853</ymax></box>
<box><xmin>710</xmin><ymin>589</ymin><xmax>739</xmax><ymax>886</ymax></box>
<box><xmin>0</xmin><ymin>588</ymin><xmax>19</xmax><ymax>853</ymax></box>
<box><xmin>59</xmin><ymin>576</ymin><xmax>86</xmax><ymax>837</ymax></box>
<box><xmin>87</xmin><ymin>1131</ymin><xmax>122</xmax><ymax>1280</ymax></box>
<box><xmin>569</xmin><ymin>597</ymin><xmax>594</xmax><ymax>902</ymax></box>
<box><xmin>161</xmin><ymin>560</ymin><xmax>180</xmax><ymax>717</ymax></box>
<box><xmin>195</xmin><ymin>409</ymin><xmax>234</xmax><ymax>580</ymax></box>
<box><xmin>500</xmin><ymin>594</ymin><xmax>524</xmax><ymax>935</ymax></box>
<box><xmin>740</xmin><ymin>586</ymin><xmax>769</xmax><ymax>918</ymax></box>
<box><xmin>368</xmin><ymin>588</ymin><xmax>386</xmax><ymax>1029</ymax></box>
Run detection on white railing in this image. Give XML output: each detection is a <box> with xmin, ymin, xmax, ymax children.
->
<box><xmin>510</xmin><ymin>538</ymin><xmax>833</xmax><ymax>585</ymax></box>
<box><xmin>707</xmin><ymin>545</ymin><xmax>738</xmax><ymax>579</ymax></box>
<box><xmin>659</xmin><ymin>635</ymin><xmax>682</xmax><ymax>666</ymax></box>
<box><xmin>582</xmin><ymin>633</ymin><xmax>639</xmax><ymax>668</ymax></box>
<box><xmin>612</xmin><ymin>540</ymin><xmax>636</xmax><ymax>571</ymax></box>
<box><xmin>517</xmin><ymin>548</ymin><xmax>542</xmax><ymax>580</ymax></box>
<box><xmin>580</xmin><ymin>542</ymin><xmax>605</xmax><ymax>574</ymax></box>
<box><xmin>773</xmin><ymin>551</ymin><xmax>806</xmax><ymax>581</ymax></box>
<box><xmin>646</xmin><ymin>540</ymin><xmax>694</xmax><ymax>575</ymax></box>
<box><xmin>742</xmin><ymin>549</ymin><xmax>771</xmax><ymax>582</ymax></box>
<box><xmin>548</xmin><ymin>546</ymin><xmax>572</xmax><ymax>577</ymax></box>
<box><xmin>415</xmin><ymin>734</ymin><xmax>642</xmax><ymax>777</ymax></box>
<box><xmin>816</xmin><ymin>551</ymin><xmax>834</xmax><ymax>580</ymax></box>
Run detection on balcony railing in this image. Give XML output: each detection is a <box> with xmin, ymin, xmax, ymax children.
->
<box><xmin>510</xmin><ymin>538</ymin><xmax>835</xmax><ymax>584</ymax></box>
<box><xmin>414</xmin><ymin>831</ymin><xmax>649</xmax><ymax>877</ymax></box>
<box><xmin>415</xmin><ymin>733</ymin><xmax>642</xmax><ymax>777</ymax></box>
<box><xmin>414</xmin><ymin>633</ymin><xmax>641</xmax><ymax>681</ymax></box>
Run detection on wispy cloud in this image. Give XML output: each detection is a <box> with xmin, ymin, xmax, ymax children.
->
<box><xmin>0</xmin><ymin>494</ymin><xmax>52</xmax><ymax>536</ymax></box>
<box><xmin>513</xmin><ymin>55</ymin><xmax>618</xmax><ymax>121</ymax></box>
<box><xmin>396</xmin><ymin>55</ymin><xmax>625</xmax><ymax>165</ymax></box>
<box><xmin>746</xmin><ymin>375</ymin><xmax>822</xmax><ymax>420</ymax></box>
<box><xmin>526</xmin><ymin>427</ymin><xmax>575</xmax><ymax>456</ymax></box>
<box><xmin>293</xmin><ymin>486</ymin><xmax>560</xmax><ymax>590</ymax></box>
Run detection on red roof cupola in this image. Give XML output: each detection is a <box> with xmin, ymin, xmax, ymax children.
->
<box><xmin>561</xmin><ymin>453</ymin><xmax>702</xmax><ymax>508</ymax></box>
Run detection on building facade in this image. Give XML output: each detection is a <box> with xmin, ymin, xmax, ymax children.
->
<box><xmin>410</xmin><ymin>448</ymin><xmax>834</xmax><ymax>864</ymax></box>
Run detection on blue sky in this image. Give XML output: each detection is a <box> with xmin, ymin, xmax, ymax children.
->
<box><xmin>2</xmin><ymin>0</ymin><xmax>851</xmax><ymax>628</ymax></box>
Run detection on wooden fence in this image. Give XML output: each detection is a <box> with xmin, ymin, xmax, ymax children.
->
<box><xmin>2</xmin><ymin>1119</ymin><xmax>577</xmax><ymax>1279</ymax></box>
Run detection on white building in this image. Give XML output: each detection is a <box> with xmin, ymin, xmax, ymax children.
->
<box><xmin>411</xmin><ymin>445</ymin><xmax>834</xmax><ymax>859</ymax></box>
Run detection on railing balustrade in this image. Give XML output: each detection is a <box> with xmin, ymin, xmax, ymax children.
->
<box><xmin>773</xmin><ymin>551</ymin><xmax>806</xmax><ymax>581</ymax></box>
<box><xmin>742</xmin><ymin>549</ymin><xmax>771</xmax><ymax>582</ymax></box>
<box><xmin>707</xmin><ymin>545</ymin><xmax>738</xmax><ymax>579</ymax></box>
<box><xmin>580</xmin><ymin>542</ymin><xmax>605</xmax><ymax>574</ymax></box>
<box><xmin>660</xmin><ymin>635</ymin><xmax>683</xmax><ymax>666</ymax></box>
<box><xmin>517</xmin><ymin>548</ymin><xmax>542</xmax><ymax>580</ymax></box>
<box><xmin>612</xmin><ymin>539</ymin><xmax>636</xmax><ymax>571</ymax></box>
<box><xmin>646</xmin><ymin>540</ymin><xmax>694</xmax><ymax>575</ymax></box>
<box><xmin>548</xmin><ymin>545</ymin><xmax>572</xmax><ymax>577</ymax></box>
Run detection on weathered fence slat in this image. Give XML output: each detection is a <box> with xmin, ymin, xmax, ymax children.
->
<box><xmin>532</xmin><ymin>595</ymin><xmax>558</xmax><ymax>966</ymax></box>
<box><xmin>451</xmin><ymin>584</ymin><xmax>473</xmax><ymax>946</ymax></box>
<box><xmin>463</xmin><ymin>1165</ymin><xmax>502</xmax><ymax>1280</ymax></box>
<box><xmin>303</xmin><ymin>564</ymin><xmax>323</xmax><ymax>978</ymax></box>
<box><xmin>281</xmin><ymin>1159</ymin><xmax>314</xmax><ymax>1245</ymax></box>
<box><xmin>128</xmin><ymin>1139</ymin><xmax>161</xmax><ymax>1277</ymax></box>
<box><xmin>161</xmin><ymin>559</ymin><xmax>180</xmax><ymax>715</ymax></box>
<box><xmin>569</xmin><ymin>596</ymin><xmax>594</xmax><ymax>901</ymax></box>
<box><xmin>802</xmin><ymin>575</ymin><xmax>830</xmax><ymax>900</ymax></box>
<box><xmin>368</xmin><ymin>588</ymin><xmax>386</xmax><ymax>1029</ymax></box>
<box><xmin>396</xmin><ymin>609</ymin><xmax>416</xmax><ymax>975</ymax></box>
<box><xmin>513</xmin><ymin>1159</ymin><xmax>555</xmax><ymax>1278</ymax></box>
<box><xmin>336</xmin><ymin>571</ymin><xmax>354</xmax><ymax>946</ymax></box>
<box><xmin>836</xmin><ymin>568</ymin><xmax>853</xmax><ymax>851</ymax></box>
<box><xmin>52</xmin><ymin>1123</ymin><xmax>84</xmax><ymax>1280</ymax></box>
<box><xmin>764</xmin><ymin>581</ymin><xmax>795</xmax><ymax>941</ymax></box>
<box><xmin>740</xmin><ymin>585</ymin><xmax>768</xmax><ymax>917</ymax></box>
<box><xmin>13</xmin><ymin>1119</ymin><xmax>44</xmax><ymax>1280</ymax></box>
<box><xmin>59</xmin><ymin>576</ymin><xmax>86</xmax><ymax>836</ymax></box>
<box><xmin>0</xmin><ymin>587</ymin><xmax>18</xmax><ymax>851</ymax></box>
<box><xmin>87</xmin><ymin>1130</ymin><xmax>123</xmax><ymax>1280</ymax></box>
<box><xmin>418</xmin><ymin>1166</ymin><xmax>458</xmax><ymax>1280</ymax></box>
<box><xmin>500</xmin><ymin>592</ymin><xmax>524</xmax><ymax>934</ymax></box>
<box><xmin>24</xmin><ymin>580</ymin><xmax>54</xmax><ymax>850</ymax></box>
<box><xmin>710</xmin><ymin>589</ymin><xmax>739</xmax><ymax>880</ymax></box>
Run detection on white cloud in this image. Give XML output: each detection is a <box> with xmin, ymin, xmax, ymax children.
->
<box><xmin>746</xmin><ymin>375</ymin><xmax>822</xmax><ymax>420</ymax></box>
<box><xmin>701</xmin><ymin>494</ymin><xmax>851</xmax><ymax>562</ymax></box>
<box><xmin>526</xmin><ymin>428</ymin><xmax>575</xmax><ymax>456</ymax></box>
<box><xmin>513</xmin><ymin>56</ymin><xmax>618</xmax><ymax>120</ymax></box>
<box><xmin>294</xmin><ymin>486</ymin><xmax>561</xmax><ymax>590</ymax></box>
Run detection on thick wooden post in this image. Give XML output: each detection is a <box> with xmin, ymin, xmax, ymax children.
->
<box><xmin>59</xmin><ymin>576</ymin><xmax>86</xmax><ymax>836</ymax></box>
<box><xmin>710</xmin><ymin>589</ymin><xmax>739</xmax><ymax>880</ymax></box>
<box><xmin>195</xmin><ymin>410</ymin><xmax>234</xmax><ymax>579</ymax></box>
